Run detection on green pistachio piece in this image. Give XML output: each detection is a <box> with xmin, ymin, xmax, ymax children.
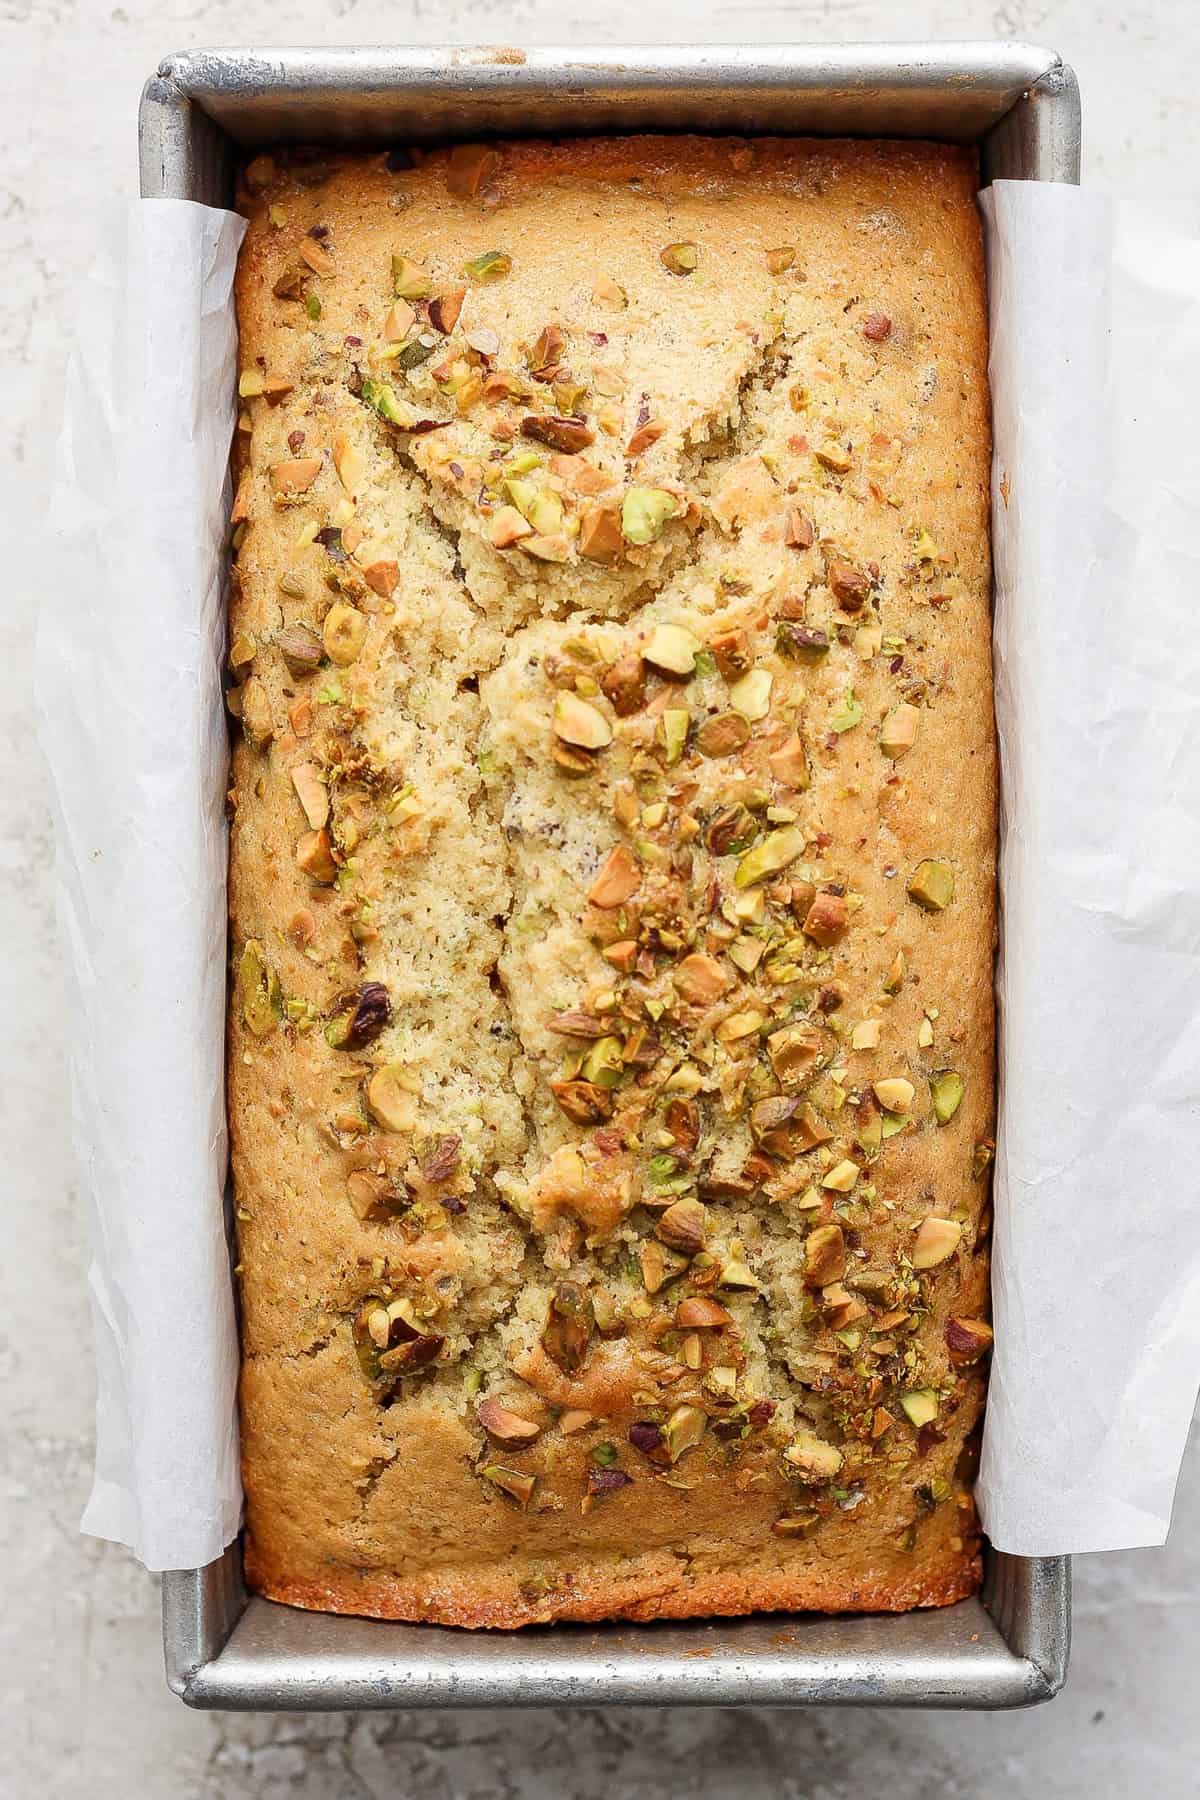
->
<box><xmin>621</xmin><ymin>486</ymin><xmax>678</xmax><ymax>546</ymax></box>
<box><xmin>391</xmin><ymin>255</ymin><xmax>431</xmax><ymax>300</ymax></box>
<box><xmin>661</xmin><ymin>708</ymin><xmax>690</xmax><ymax>765</ymax></box>
<box><xmin>541</xmin><ymin>1280</ymin><xmax>593</xmax><ymax>1374</ymax></box>
<box><xmin>395</xmin><ymin>331</ymin><xmax>438</xmax><ymax>371</ymax></box>
<box><xmin>663</xmin><ymin>1404</ymin><xmax>707</xmax><ymax>1463</ymax></box>
<box><xmin>728</xmin><ymin>667</ymin><xmax>773</xmax><ymax>720</ymax></box>
<box><xmin>462</xmin><ymin>249</ymin><xmax>512</xmax><ymax>282</ymax></box>
<box><xmin>930</xmin><ymin>1070</ymin><xmax>965</xmax><ymax>1124</ymax></box>
<box><xmin>734</xmin><ymin>825</ymin><xmax>805</xmax><ymax>889</ymax></box>
<box><xmin>643</xmin><ymin>622</ymin><xmax>701</xmax><ymax>676</ymax></box>
<box><xmin>783</xmin><ymin>1429</ymin><xmax>843</xmax><ymax>1483</ymax></box>
<box><xmin>830</xmin><ymin>691</ymin><xmax>863</xmax><ymax>733</ymax></box>
<box><xmin>360</xmin><ymin>376</ymin><xmax>404</xmax><ymax>424</ymax></box>
<box><xmin>238</xmin><ymin>940</ymin><xmax>280</xmax><ymax>1038</ymax></box>
<box><xmin>553</xmin><ymin>690</ymin><xmax>612</xmax><ymax>750</ymax></box>
<box><xmin>880</xmin><ymin>702</ymin><xmax>920</xmax><ymax>759</ymax></box>
<box><xmin>660</xmin><ymin>241</ymin><xmax>699</xmax><ymax>276</ymax></box>
<box><xmin>581</xmin><ymin>1035</ymin><xmax>625</xmax><ymax>1088</ymax></box>
<box><xmin>322</xmin><ymin>604</ymin><xmax>369</xmax><ymax>667</ymax></box>
<box><xmin>907</xmin><ymin>859</ymin><xmax>955</xmax><ymax>911</ymax></box>
<box><xmin>899</xmin><ymin>1390</ymin><xmax>939</xmax><ymax>1428</ymax></box>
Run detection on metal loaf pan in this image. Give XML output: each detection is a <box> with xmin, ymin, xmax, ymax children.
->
<box><xmin>142</xmin><ymin>42</ymin><xmax>1077</xmax><ymax>1712</ymax></box>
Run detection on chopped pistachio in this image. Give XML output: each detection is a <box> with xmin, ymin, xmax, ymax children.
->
<box><xmin>880</xmin><ymin>702</ymin><xmax>920</xmax><ymax>759</ymax></box>
<box><xmin>830</xmin><ymin>691</ymin><xmax>863</xmax><ymax>733</ymax></box>
<box><xmin>391</xmin><ymin>254</ymin><xmax>431</xmax><ymax>300</ymax></box>
<box><xmin>238</xmin><ymin>940</ymin><xmax>280</xmax><ymax>1038</ymax></box>
<box><xmin>621</xmin><ymin>486</ymin><xmax>678</xmax><ymax>545</ymax></box>
<box><xmin>917</xmin><ymin>1017</ymin><xmax>935</xmax><ymax>1049</ymax></box>
<box><xmin>930</xmin><ymin>1070</ymin><xmax>965</xmax><ymax>1124</ymax></box>
<box><xmin>784</xmin><ymin>1429</ymin><xmax>843</xmax><ymax>1483</ymax></box>
<box><xmin>290</xmin><ymin>761</ymin><xmax>329</xmax><ymax>831</ymax></box>
<box><xmin>462</xmin><ymin>249</ymin><xmax>512</xmax><ymax>281</ymax></box>
<box><xmin>728</xmin><ymin>667</ymin><xmax>773</xmax><ymax>720</ymax></box>
<box><xmin>816</xmin><ymin>439</ymin><xmax>853</xmax><ymax>473</ymax></box>
<box><xmin>851</xmin><ymin>1019</ymin><xmax>881</xmax><ymax>1051</ymax></box>
<box><xmin>322</xmin><ymin>604</ymin><xmax>369</xmax><ymax>667</ymax></box>
<box><xmin>643</xmin><ymin>622</ymin><xmax>701</xmax><ymax>676</ymax></box>
<box><xmin>821</xmin><ymin>1160</ymin><xmax>860</xmax><ymax>1193</ymax></box>
<box><xmin>734</xmin><ymin>825</ymin><xmax>804</xmax><ymax>889</ymax></box>
<box><xmin>661</xmin><ymin>709</ymin><xmax>690</xmax><ymax>764</ymax></box>
<box><xmin>907</xmin><ymin>859</ymin><xmax>955</xmax><ymax>911</ymax></box>
<box><xmin>581</xmin><ymin>1035</ymin><xmax>624</xmax><ymax>1088</ymax></box>
<box><xmin>660</xmin><ymin>241</ymin><xmax>699</xmax><ymax>276</ymax></box>
<box><xmin>553</xmin><ymin>690</ymin><xmax>613</xmax><ymax>750</ymax></box>
<box><xmin>480</xmin><ymin>1464</ymin><xmax>537</xmax><ymax>1507</ymax></box>
<box><xmin>873</xmin><ymin>1077</ymin><xmax>915</xmax><ymax>1113</ymax></box>
<box><xmin>476</xmin><ymin>1399</ymin><xmax>540</xmax><ymax>1446</ymax></box>
<box><xmin>657</xmin><ymin>1197</ymin><xmax>707</xmax><ymax>1254</ymax></box>
<box><xmin>899</xmin><ymin>1390</ymin><xmax>939</xmax><ymax>1428</ymax></box>
<box><xmin>366</xmin><ymin>1064</ymin><xmax>419</xmax><ymax>1133</ymax></box>
<box><xmin>882</xmin><ymin>950</ymin><xmax>906</xmax><ymax>994</ymax></box>
<box><xmin>911</xmin><ymin>1215</ymin><xmax>962</xmax><ymax>1269</ymax></box>
<box><xmin>766</xmin><ymin>244</ymin><xmax>796</xmax><ymax>274</ymax></box>
<box><xmin>663</xmin><ymin>1404</ymin><xmax>707</xmax><ymax>1463</ymax></box>
<box><xmin>587</xmin><ymin>845</ymin><xmax>641</xmax><ymax>908</ymax></box>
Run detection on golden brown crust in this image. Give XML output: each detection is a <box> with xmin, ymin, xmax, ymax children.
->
<box><xmin>229</xmin><ymin>133</ymin><xmax>993</xmax><ymax>1629</ymax></box>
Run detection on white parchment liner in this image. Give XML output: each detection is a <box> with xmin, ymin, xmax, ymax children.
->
<box><xmin>38</xmin><ymin>185</ymin><xmax>1200</xmax><ymax>1570</ymax></box>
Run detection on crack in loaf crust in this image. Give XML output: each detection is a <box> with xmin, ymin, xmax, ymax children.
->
<box><xmin>228</xmin><ymin>134</ymin><xmax>994</xmax><ymax>1629</ymax></box>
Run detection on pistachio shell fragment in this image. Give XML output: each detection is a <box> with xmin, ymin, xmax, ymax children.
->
<box><xmin>930</xmin><ymin>1071</ymin><xmax>965</xmax><ymax>1124</ymax></box>
<box><xmin>907</xmin><ymin>859</ymin><xmax>955</xmax><ymax>911</ymax></box>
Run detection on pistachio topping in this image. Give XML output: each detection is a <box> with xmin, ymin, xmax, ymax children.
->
<box><xmin>643</xmin><ymin>622</ymin><xmax>701</xmax><ymax>677</ymax></box>
<box><xmin>930</xmin><ymin>1071</ymin><xmax>965</xmax><ymax>1124</ymax></box>
<box><xmin>237</xmin><ymin>941</ymin><xmax>280</xmax><ymax>1038</ymax></box>
<box><xmin>366</xmin><ymin>1064</ymin><xmax>419</xmax><ymax>1133</ymax></box>
<box><xmin>660</xmin><ymin>241</ymin><xmax>699</xmax><ymax>276</ymax></box>
<box><xmin>910</xmin><ymin>1215</ymin><xmax>962</xmax><ymax>1270</ymax></box>
<box><xmin>880</xmin><ymin>702</ymin><xmax>920</xmax><ymax>759</ymax></box>
<box><xmin>784</xmin><ymin>1429</ymin><xmax>843</xmax><ymax>1483</ymax></box>
<box><xmin>907</xmin><ymin>859</ymin><xmax>955</xmax><ymax>911</ymax></box>
<box><xmin>734</xmin><ymin>826</ymin><xmax>804</xmax><ymax>890</ymax></box>
<box><xmin>621</xmin><ymin>486</ymin><xmax>678</xmax><ymax>546</ymax></box>
<box><xmin>553</xmin><ymin>690</ymin><xmax>613</xmax><ymax>750</ymax></box>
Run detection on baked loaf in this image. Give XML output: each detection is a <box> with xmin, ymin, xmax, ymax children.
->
<box><xmin>228</xmin><ymin>135</ymin><xmax>995</xmax><ymax>1628</ymax></box>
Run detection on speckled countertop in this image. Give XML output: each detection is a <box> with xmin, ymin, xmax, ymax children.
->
<box><xmin>4</xmin><ymin>2</ymin><xmax>1198</xmax><ymax>1794</ymax></box>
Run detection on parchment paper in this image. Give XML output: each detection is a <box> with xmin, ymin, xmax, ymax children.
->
<box><xmin>38</xmin><ymin>199</ymin><xmax>245</xmax><ymax>1571</ymax></box>
<box><xmin>37</xmin><ymin>185</ymin><xmax>1200</xmax><ymax>1570</ymax></box>
<box><xmin>979</xmin><ymin>183</ymin><xmax>1200</xmax><ymax>1552</ymax></box>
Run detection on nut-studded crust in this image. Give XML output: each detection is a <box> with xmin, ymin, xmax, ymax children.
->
<box><xmin>229</xmin><ymin>134</ymin><xmax>993</xmax><ymax>1629</ymax></box>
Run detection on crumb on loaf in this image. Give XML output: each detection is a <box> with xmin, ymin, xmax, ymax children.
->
<box><xmin>228</xmin><ymin>134</ymin><xmax>995</xmax><ymax>1628</ymax></box>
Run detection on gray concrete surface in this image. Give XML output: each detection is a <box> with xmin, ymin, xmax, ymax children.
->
<box><xmin>4</xmin><ymin>1</ymin><xmax>1198</xmax><ymax>1794</ymax></box>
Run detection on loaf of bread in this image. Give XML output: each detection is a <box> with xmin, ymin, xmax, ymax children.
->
<box><xmin>228</xmin><ymin>135</ymin><xmax>995</xmax><ymax>1627</ymax></box>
